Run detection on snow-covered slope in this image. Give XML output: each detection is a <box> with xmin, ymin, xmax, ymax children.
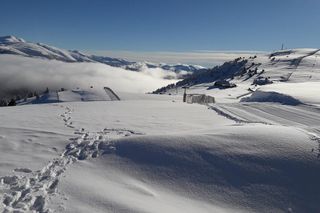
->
<box><xmin>0</xmin><ymin>36</ymin><xmax>93</xmax><ymax>62</ymax></box>
<box><xmin>0</xmin><ymin>93</ymin><xmax>319</xmax><ymax>212</ymax></box>
<box><xmin>17</xmin><ymin>87</ymin><xmax>120</xmax><ymax>105</ymax></box>
<box><xmin>154</xmin><ymin>48</ymin><xmax>320</xmax><ymax>104</ymax></box>
<box><xmin>0</xmin><ymin>35</ymin><xmax>206</xmax><ymax>76</ymax></box>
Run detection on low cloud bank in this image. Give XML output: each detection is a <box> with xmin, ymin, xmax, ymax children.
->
<box><xmin>88</xmin><ymin>50</ymin><xmax>267</xmax><ymax>67</ymax></box>
<box><xmin>0</xmin><ymin>55</ymin><xmax>177</xmax><ymax>98</ymax></box>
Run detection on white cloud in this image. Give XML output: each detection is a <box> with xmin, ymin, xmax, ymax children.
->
<box><xmin>85</xmin><ymin>50</ymin><xmax>268</xmax><ymax>67</ymax></box>
<box><xmin>0</xmin><ymin>55</ymin><xmax>177</xmax><ymax>98</ymax></box>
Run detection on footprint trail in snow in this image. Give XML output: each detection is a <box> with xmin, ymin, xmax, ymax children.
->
<box><xmin>0</xmin><ymin>105</ymin><xmax>143</xmax><ymax>213</ymax></box>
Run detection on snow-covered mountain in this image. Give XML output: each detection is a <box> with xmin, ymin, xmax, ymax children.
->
<box><xmin>0</xmin><ymin>36</ymin><xmax>93</xmax><ymax>62</ymax></box>
<box><xmin>0</xmin><ymin>35</ymin><xmax>206</xmax><ymax>77</ymax></box>
<box><xmin>153</xmin><ymin>48</ymin><xmax>320</xmax><ymax>103</ymax></box>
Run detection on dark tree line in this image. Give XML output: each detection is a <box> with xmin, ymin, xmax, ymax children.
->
<box><xmin>0</xmin><ymin>87</ymin><xmax>50</xmax><ymax>107</ymax></box>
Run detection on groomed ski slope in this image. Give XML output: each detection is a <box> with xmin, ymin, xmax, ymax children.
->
<box><xmin>0</xmin><ymin>92</ymin><xmax>319</xmax><ymax>212</ymax></box>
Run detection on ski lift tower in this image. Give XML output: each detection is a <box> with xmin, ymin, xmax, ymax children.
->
<box><xmin>182</xmin><ymin>86</ymin><xmax>189</xmax><ymax>102</ymax></box>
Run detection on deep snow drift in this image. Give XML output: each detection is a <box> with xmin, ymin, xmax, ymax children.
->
<box><xmin>240</xmin><ymin>91</ymin><xmax>303</xmax><ymax>105</ymax></box>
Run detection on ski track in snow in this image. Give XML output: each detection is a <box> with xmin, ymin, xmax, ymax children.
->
<box><xmin>209</xmin><ymin>103</ymin><xmax>320</xmax><ymax>158</ymax></box>
<box><xmin>208</xmin><ymin>105</ymin><xmax>272</xmax><ymax>125</ymax></box>
<box><xmin>0</xmin><ymin>105</ymin><xmax>143</xmax><ymax>213</ymax></box>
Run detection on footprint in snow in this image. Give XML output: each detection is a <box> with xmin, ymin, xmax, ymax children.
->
<box><xmin>13</xmin><ymin>168</ymin><xmax>33</xmax><ymax>173</ymax></box>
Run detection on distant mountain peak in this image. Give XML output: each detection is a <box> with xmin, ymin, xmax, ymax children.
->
<box><xmin>0</xmin><ymin>35</ymin><xmax>25</xmax><ymax>44</ymax></box>
<box><xmin>0</xmin><ymin>35</ymin><xmax>207</xmax><ymax>78</ymax></box>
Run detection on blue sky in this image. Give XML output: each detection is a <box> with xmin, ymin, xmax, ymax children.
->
<box><xmin>0</xmin><ymin>0</ymin><xmax>319</xmax><ymax>53</ymax></box>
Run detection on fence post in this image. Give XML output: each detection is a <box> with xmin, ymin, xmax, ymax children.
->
<box><xmin>182</xmin><ymin>86</ymin><xmax>188</xmax><ymax>102</ymax></box>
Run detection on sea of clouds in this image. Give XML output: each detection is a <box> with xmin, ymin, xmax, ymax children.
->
<box><xmin>0</xmin><ymin>55</ymin><xmax>177</xmax><ymax>98</ymax></box>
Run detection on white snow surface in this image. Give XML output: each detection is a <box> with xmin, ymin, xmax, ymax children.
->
<box><xmin>0</xmin><ymin>92</ymin><xmax>319</xmax><ymax>212</ymax></box>
<box><xmin>240</xmin><ymin>91</ymin><xmax>303</xmax><ymax>105</ymax></box>
<box><xmin>58</xmin><ymin>88</ymin><xmax>113</xmax><ymax>102</ymax></box>
<box><xmin>0</xmin><ymin>48</ymin><xmax>320</xmax><ymax>212</ymax></box>
<box><xmin>258</xmin><ymin>82</ymin><xmax>320</xmax><ymax>105</ymax></box>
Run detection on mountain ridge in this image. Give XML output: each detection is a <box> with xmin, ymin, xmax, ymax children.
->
<box><xmin>152</xmin><ymin>48</ymin><xmax>320</xmax><ymax>97</ymax></box>
<box><xmin>0</xmin><ymin>35</ymin><xmax>206</xmax><ymax>77</ymax></box>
